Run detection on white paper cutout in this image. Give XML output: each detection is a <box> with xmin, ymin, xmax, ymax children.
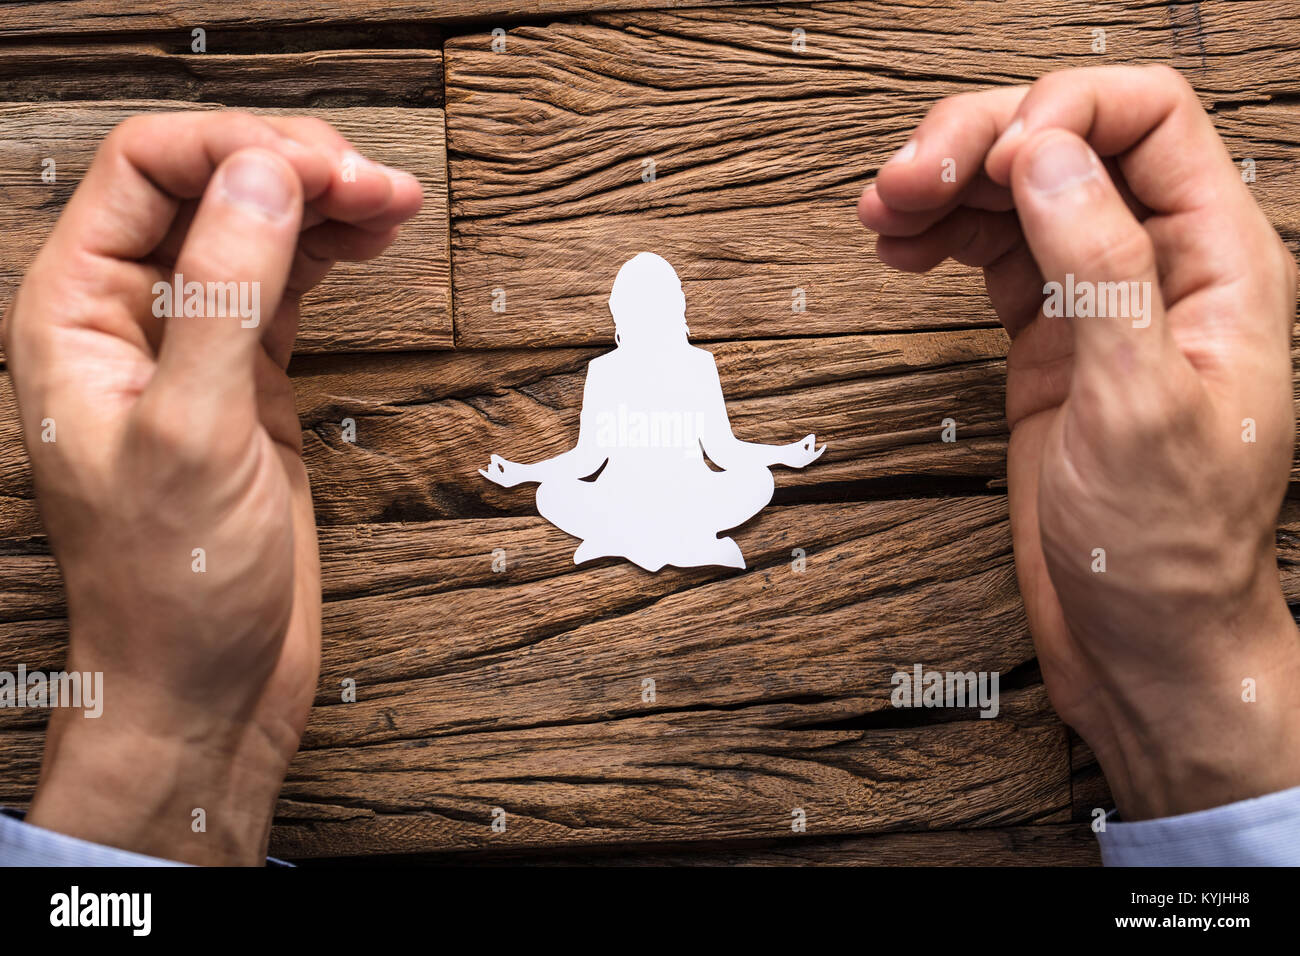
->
<box><xmin>479</xmin><ymin>253</ymin><xmax>826</xmax><ymax>571</ymax></box>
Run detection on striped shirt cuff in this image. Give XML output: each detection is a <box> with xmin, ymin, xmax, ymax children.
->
<box><xmin>1097</xmin><ymin>784</ymin><xmax>1300</xmax><ymax>866</ymax></box>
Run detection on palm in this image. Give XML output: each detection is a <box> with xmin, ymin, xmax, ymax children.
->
<box><xmin>252</xmin><ymin>442</ymin><xmax>321</xmax><ymax>758</ymax></box>
<box><xmin>1002</xmin><ymin>306</ymin><xmax>1105</xmax><ymax>732</ymax></box>
<box><xmin>66</xmin><ymin>297</ymin><xmax>320</xmax><ymax>753</ymax></box>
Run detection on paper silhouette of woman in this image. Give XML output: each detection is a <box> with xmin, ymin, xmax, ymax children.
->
<box><xmin>479</xmin><ymin>252</ymin><xmax>825</xmax><ymax>571</ymax></box>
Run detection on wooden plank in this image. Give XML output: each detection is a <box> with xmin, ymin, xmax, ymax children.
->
<box><xmin>1</xmin><ymin>495</ymin><xmax>1034</xmax><ymax>724</ymax></box>
<box><xmin>0</xmin><ymin>45</ymin><xmax>443</xmax><ymax>107</ymax></box>
<box><xmin>5</xmin><ymin>330</ymin><xmax>1300</xmax><ymax>536</ymax></box>
<box><xmin>0</xmin><ymin>687</ymin><xmax>1071</xmax><ymax>859</ymax></box>
<box><xmin>376</xmin><ymin>823</ymin><xmax>1101</xmax><ymax>866</ymax></box>
<box><xmin>445</xmin><ymin>6</ymin><xmax>1300</xmax><ymax>347</ymax></box>
<box><xmin>0</xmin><ymin>1</ymin><xmax>777</xmax><ymax>36</ymax></box>
<box><xmin>8</xmin><ymin>489</ymin><xmax>1300</xmax><ymax>855</ymax></box>
<box><xmin>0</xmin><ymin>328</ymin><xmax>1012</xmax><ymax>536</ymax></box>
<box><xmin>267</xmin><ymin>690</ymin><xmax>1068</xmax><ymax>858</ymax></box>
<box><xmin>0</xmin><ymin>102</ymin><xmax>452</xmax><ymax>359</ymax></box>
<box><xmin>7</xmin><ymin>490</ymin><xmax>1300</xmax><ymax>855</ymax></box>
<box><xmin>0</xmin><ymin>494</ymin><xmax>1075</xmax><ymax>855</ymax></box>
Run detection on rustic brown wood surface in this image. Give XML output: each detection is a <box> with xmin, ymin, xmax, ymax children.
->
<box><xmin>0</xmin><ymin>0</ymin><xmax>773</xmax><ymax>36</ymax></box>
<box><xmin>0</xmin><ymin>0</ymin><xmax>1297</xmax><ymax>864</ymax></box>
<box><xmin>339</xmin><ymin>825</ymin><xmax>1102</xmax><ymax>866</ymax></box>
<box><xmin>445</xmin><ymin>2</ymin><xmax>1300</xmax><ymax>347</ymax></box>
<box><xmin>0</xmin><ymin>45</ymin><xmax>444</xmax><ymax>106</ymax></box>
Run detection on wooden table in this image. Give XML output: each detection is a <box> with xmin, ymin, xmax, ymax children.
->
<box><xmin>1</xmin><ymin>0</ymin><xmax>1297</xmax><ymax>865</ymax></box>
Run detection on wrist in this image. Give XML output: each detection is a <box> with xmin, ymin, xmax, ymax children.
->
<box><xmin>28</xmin><ymin>701</ymin><xmax>288</xmax><ymax>866</ymax></box>
<box><xmin>1090</xmin><ymin>575</ymin><xmax>1300</xmax><ymax>821</ymax></box>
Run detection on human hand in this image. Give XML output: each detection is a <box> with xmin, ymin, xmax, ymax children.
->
<box><xmin>858</xmin><ymin>65</ymin><xmax>1300</xmax><ymax>820</ymax></box>
<box><xmin>4</xmin><ymin>111</ymin><xmax>422</xmax><ymax>864</ymax></box>
<box><xmin>478</xmin><ymin>454</ymin><xmax>536</xmax><ymax>487</ymax></box>
<box><xmin>772</xmin><ymin>434</ymin><xmax>826</xmax><ymax>469</ymax></box>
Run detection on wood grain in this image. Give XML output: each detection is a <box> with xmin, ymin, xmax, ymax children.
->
<box><xmin>0</xmin><ymin>1</ymin><xmax>774</xmax><ymax>36</ymax></box>
<box><xmin>445</xmin><ymin>3</ymin><xmax>1300</xmax><ymax>347</ymax></box>
<box><xmin>0</xmin><ymin>494</ymin><xmax>1075</xmax><ymax>855</ymax></box>
<box><xmin>1</xmin><ymin>0</ymin><xmax>1297</xmax><ymax>866</ymax></box>
<box><xmin>6</xmin><ymin>491</ymin><xmax>1300</xmax><ymax>856</ymax></box>
<box><xmin>0</xmin><ymin>45</ymin><xmax>443</xmax><ymax>107</ymax></box>
<box><xmin>364</xmin><ymin>823</ymin><xmax>1101</xmax><ymax>866</ymax></box>
<box><xmin>0</xmin><ymin>328</ymin><xmax>1012</xmax><ymax>536</ymax></box>
<box><xmin>4</xmin><ymin>331</ymin><xmax>1300</xmax><ymax>537</ymax></box>
<box><xmin>0</xmin><ymin>102</ymin><xmax>452</xmax><ymax>359</ymax></box>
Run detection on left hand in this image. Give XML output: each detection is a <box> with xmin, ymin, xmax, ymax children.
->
<box><xmin>5</xmin><ymin>111</ymin><xmax>422</xmax><ymax>864</ymax></box>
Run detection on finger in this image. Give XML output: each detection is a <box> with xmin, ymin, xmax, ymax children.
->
<box><xmin>50</xmin><ymin>112</ymin><xmax>329</xmax><ymax>264</ymax></box>
<box><xmin>152</xmin><ymin>147</ymin><xmax>303</xmax><ymax>420</ymax></box>
<box><xmin>963</xmin><ymin>176</ymin><xmax>1016</xmax><ymax>212</ymax></box>
<box><xmin>859</xmin><ymin>175</ymin><xmax>1013</xmax><ymax>237</ymax></box>
<box><xmin>982</xmin><ymin>239</ymin><xmax>1046</xmax><ymax>338</ymax></box>
<box><xmin>1005</xmin><ymin>312</ymin><xmax>1074</xmax><ymax>428</ymax></box>
<box><xmin>253</xmin><ymin>346</ymin><xmax>303</xmax><ymax>452</ymax></box>
<box><xmin>876</xmin><ymin>208</ymin><xmax>1023</xmax><ymax>272</ymax></box>
<box><xmin>6</xmin><ymin>113</ymin><xmax>332</xmax><ymax>375</ymax></box>
<box><xmin>859</xmin><ymin>184</ymin><xmax>961</xmax><ymax>237</ymax></box>
<box><xmin>261</xmin><ymin>296</ymin><xmax>302</xmax><ymax>371</ymax></box>
<box><xmin>1008</xmin><ymin>129</ymin><xmax>1185</xmax><ymax>396</ymax></box>
<box><xmin>872</xmin><ymin>86</ymin><xmax>1028</xmax><ymax>214</ymax></box>
<box><xmin>261</xmin><ymin>115</ymin><xmax>422</xmax><ymax>227</ymax></box>
<box><xmin>298</xmin><ymin>221</ymin><xmax>403</xmax><ymax>262</ymax></box>
<box><xmin>286</xmin><ymin>247</ymin><xmax>335</xmax><ymax>299</ymax></box>
<box><xmin>986</xmin><ymin>65</ymin><xmax>1251</xmax><ymax>219</ymax></box>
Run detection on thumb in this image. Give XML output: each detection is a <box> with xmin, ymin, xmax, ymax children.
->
<box><xmin>1008</xmin><ymin>130</ymin><xmax>1177</xmax><ymax>398</ymax></box>
<box><xmin>152</xmin><ymin>147</ymin><xmax>302</xmax><ymax>421</ymax></box>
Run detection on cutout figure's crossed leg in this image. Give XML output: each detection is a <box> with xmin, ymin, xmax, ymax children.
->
<box><xmin>535</xmin><ymin>467</ymin><xmax>774</xmax><ymax>545</ymax></box>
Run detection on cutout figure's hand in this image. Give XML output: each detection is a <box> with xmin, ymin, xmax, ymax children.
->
<box><xmin>774</xmin><ymin>434</ymin><xmax>825</xmax><ymax>468</ymax></box>
<box><xmin>479</xmin><ymin>454</ymin><xmax>533</xmax><ymax>487</ymax></box>
<box><xmin>859</xmin><ymin>65</ymin><xmax>1300</xmax><ymax>822</ymax></box>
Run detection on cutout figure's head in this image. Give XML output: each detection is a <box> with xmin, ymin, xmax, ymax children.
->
<box><xmin>608</xmin><ymin>252</ymin><xmax>688</xmax><ymax>347</ymax></box>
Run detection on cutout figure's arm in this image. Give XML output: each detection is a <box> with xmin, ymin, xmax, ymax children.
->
<box><xmin>479</xmin><ymin>365</ymin><xmax>608</xmax><ymax>487</ymax></box>
<box><xmin>531</xmin><ymin>364</ymin><xmax>610</xmax><ymax>482</ymax></box>
<box><xmin>698</xmin><ymin>358</ymin><xmax>825</xmax><ymax>470</ymax></box>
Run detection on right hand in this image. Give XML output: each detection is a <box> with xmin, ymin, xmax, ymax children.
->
<box><xmin>859</xmin><ymin>65</ymin><xmax>1300</xmax><ymax>821</ymax></box>
<box><xmin>479</xmin><ymin>453</ymin><xmax>535</xmax><ymax>487</ymax></box>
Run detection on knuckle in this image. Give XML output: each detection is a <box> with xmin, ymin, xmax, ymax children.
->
<box><xmin>1145</xmin><ymin>63</ymin><xmax>1192</xmax><ymax>95</ymax></box>
<box><xmin>102</xmin><ymin>114</ymin><xmax>149</xmax><ymax>154</ymax></box>
<box><xmin>1027</xmin><ymin>70</ymin><xmax>1072</xmax><ymax>102</ymax></box>
<box><xmin>295</xmin><ymin>116</ymin><xmax>336</xmax><ymax>137</ymax></box>
<box><xmin>221</xmin><ymin>108</ymin><xmax>262</xmax><ymax>131</ymax></box>
<box><xmin>1076</xmin><ymin>223</ymin><xmax>1155</xmax><ymax>281</ymax></box>
<box><xmin>1123</xmin><ymin>375</ymin><xmax>1199</xmax><ymax>443</ymax></box>
<box><xmin>132</xmin><ymin>399</ymin><xmax>211</xmax><ymax>472</ymax></box>
<box><xmin>925</xmin><ymin>94</ymin><xmax>966</xmax><ymax>125</ymax></box>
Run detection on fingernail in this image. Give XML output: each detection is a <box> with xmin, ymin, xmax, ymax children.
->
<box><xmin>1027</xmin><ymin>135</ymin><xmax>1098</xmax><ymax>195</ymax></box>
<box><xmin>887</xmin><ymin>139</ymin><xmax>917</xmax><ymax>166</ymax></box>
<box><xmin>221</xmin><ymin>152</ymin><xmax>293</xmax><ymax>218</ymax></box>
<box><xmin>994</xmin><ymin>117</ymin><xmax>1024</xmax><ymax>150</ymax></box>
